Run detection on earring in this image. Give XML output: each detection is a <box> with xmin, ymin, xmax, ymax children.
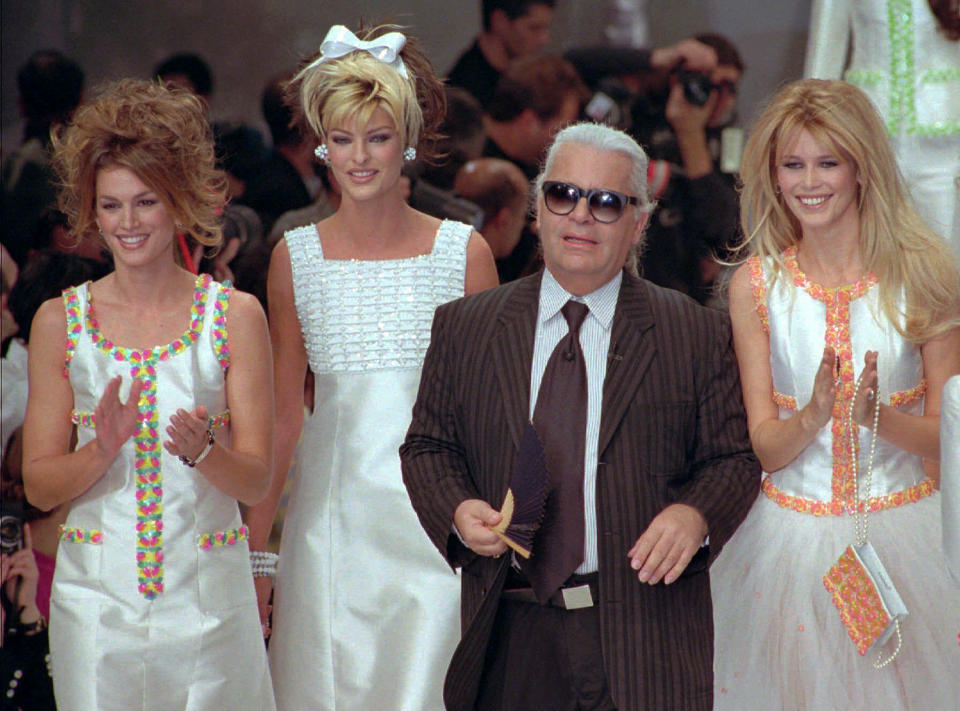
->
<box><xmin>315</xmin><ymin>144</ymin><xmax>329</xmax><ymax>163</ymax></box>
<box><xmin>403</xmin><ymin>146</ymin><xmax>417</xmax><ymax>162</ymax></box>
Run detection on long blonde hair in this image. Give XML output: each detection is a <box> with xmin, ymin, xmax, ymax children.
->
<box><xmin>736</xmin><ymin>78</ymin><xmax>960</xmax><ymax>343</ymax></box>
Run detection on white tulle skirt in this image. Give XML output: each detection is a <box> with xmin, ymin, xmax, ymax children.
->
<box><xmin>711</xmin><ymin>490</ymin><xmax>960</xmax><ymax>710</ymax></box>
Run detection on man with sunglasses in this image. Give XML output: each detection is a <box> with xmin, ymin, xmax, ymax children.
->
<box><xmin>402</xmin><ymin>122</ymin><xmax>759</xmax><ymax>711</ymax></box>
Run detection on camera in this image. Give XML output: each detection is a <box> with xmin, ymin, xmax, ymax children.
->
<box><xmin>676</xmin><ymin>67</ymin><xmax>713</xmax><ymax>107</ymax></box>
<box><xmin>0</xmin><ymin>501</ymin><xmax>25</xmax><ymax>555</ymax></box>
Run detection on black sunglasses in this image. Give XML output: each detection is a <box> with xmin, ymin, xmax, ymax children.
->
<box><xmin>541</xmin><ymin>180</ymin><xmax>640</xmax><ymax>223</ymax></box>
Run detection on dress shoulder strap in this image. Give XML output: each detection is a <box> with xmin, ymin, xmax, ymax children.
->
<box><xmin>746</xmin><ymin>256</ymin><xmax>770</xmax><ymax>336</ymax></box>
<box><xmin>61</xmin><ymin>283</ymin><xmax>87</xmax><ymax>378</ymax></box>
<box><xmin>431</xmin><ymin>219</ymin><xmax>472</xmax><ymax>256</ymax></box>
<box><xmin>206</xmin><ymin>278</ymin><xmax>232</xmax><ymax>371</ymax></box>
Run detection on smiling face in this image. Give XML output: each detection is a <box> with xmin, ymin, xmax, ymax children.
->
<box><xmin>325</xmin><ymin>105</ymin><xmax>404</xmax><ymax>203</ymax></box>
<box><xmin>537</xmin><ymin>143</ymin><xmax>647</xmax><ymax>295</ymax></box>
<box><xmin>95</xmin><ymin>165</ymin><xmax>177</xmax><ymax>269</ymax></box>
<box><xmin>776</xmin><ymin>128</ymin><xmax>860</xmax><ymax>241</ymax></box>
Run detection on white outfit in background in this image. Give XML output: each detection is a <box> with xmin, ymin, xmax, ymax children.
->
<box><xmin>711</xmin><ymin>250</ymin><xmax>960</xmax><ymax>710</ymax></box>
<box><xmin>50</xmin><ymin>275</ymin><xmax>274</xmax><ymax>711</ymax></box>
<box><xmin>942</xmin><ymin>375</ymin><xmax>960</xmax><ymax>582</ymax></box>
<box><xmin>268</xmin><ymin>220</ymin><xmax>469</xmax><ymax>711</ymax></box>
<box><xmin>805</xmin><ymin>0</ymin><xmax>960</xmax><ymax>251</ymax></box>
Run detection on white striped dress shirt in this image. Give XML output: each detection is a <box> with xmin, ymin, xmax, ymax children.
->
<box><xmin>530</xmin><ymin>269</ymin><xmax>621</xmax><ymax>574</ymax></box>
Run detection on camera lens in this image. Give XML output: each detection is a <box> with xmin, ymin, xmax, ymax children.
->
<box><xmin>682</xmin><ymin>73</ymin><xmax>713</xmax><ymax>106</ymax></box>
<box><xmin>0</xmin><ymin>515</ymin><xmax>24</xmax><ymax>554</ymax></box>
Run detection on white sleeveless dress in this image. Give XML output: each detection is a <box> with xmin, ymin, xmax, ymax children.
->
<box><xmin>50</xmin><ymin>275</ymin><xmax>274</xmax><ymax>711</ymax></box>
<box><xmin>268</xmin><ymin>220</ymin><xmax>469</xmax><ymax>711</ymax></box>
<box><xmin>711</xmin><ymin>249</ymin><xmax>960</xmax><ymax>709</ymax></box>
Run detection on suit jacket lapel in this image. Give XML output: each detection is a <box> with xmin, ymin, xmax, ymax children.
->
<box><xmin>490</xmin><ymin>274</ymin><xmax>541</xmax><ymax>450</ymax></box>
<box><xmin>599</xmin><ymin>275</ymin><xmax>656</xmax><ymax>455</ymax></box>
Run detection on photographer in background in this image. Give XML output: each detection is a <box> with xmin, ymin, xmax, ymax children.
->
<box><xmin>566</xmin><ymin>33</ymin><xmax>744</xmax><ymax>305</ymax></box>
<box><xmin>1</xmin><ymin>502</ymin><xmax>56</xmax><ymax>711</ymax></box>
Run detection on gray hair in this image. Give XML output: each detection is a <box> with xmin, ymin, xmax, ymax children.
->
<box><xmin>533</xmin><ymin>122</ymin><xmax>656</xmax><ymax>276</ymax></box>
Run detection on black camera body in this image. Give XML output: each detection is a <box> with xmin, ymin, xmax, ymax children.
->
<box><xmin>676</xmin><ymin>67</ymin><xmax>713</xmax><ymax>107</ymax></box>
<box><xmin>0</xmin><ymin>500</ymin><xmax>25</xmax><ymax>554</ymax></box>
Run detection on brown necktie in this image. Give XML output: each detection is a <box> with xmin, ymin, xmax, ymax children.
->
<box><xmin>523</xmin><ymin>300</ymin><xmax>589</xmax><ymax>602</ymax></box>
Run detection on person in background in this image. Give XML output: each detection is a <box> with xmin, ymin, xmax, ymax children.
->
<box><xmin>243</xmin><ymin>22</ymin><xmax>497</xmax><ymax>711</ymax></box>
<box><xmin>454</xmin><ymin>157</ymin><xmax>534</xmax><ymax>282</ymax></box>
<box><xmin>483</xmin><ymin>54</ymin><xmax>589</xmax><ymax>182</ymax></box>
<box><xmin>713</xmin><ymin>78</ymin><xmax>960</xmax><ymax>709</ymax></box>
<box><xmin>2</xmin><ymin>50</ymin><xmax>84</xmax><ymax>267</ymax></box>
<box><xmin>235</xmin><ymin>73</ymin><xmax>319</xmax><ymax>233</ymax></box>
<box><xmin>566</xmin><ymin>33</ymin><xmax>743</xmax><ymax>304</ymax></box>
<box><xmin>1</xmin><ymin>519</ymin><xmax>56</xmax><ymax>711</ymax></box>
<box><xmin>447</xmin><ymin>0</ymin><xmax>556</xmax><ymax>108</ymax></box>
<box><xmin>22</xmin><ymin>79</ymin><xmax>275</xmax><ymax>711</ymax></box>
<box><xmin>154</xmin><ymin>52</ymin><xmax>269</xmax><ymax>205</ymax></box>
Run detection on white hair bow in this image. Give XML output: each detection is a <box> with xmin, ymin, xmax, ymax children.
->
<box><xmin>308</xmin><ymin>25</ymin><xmax>409</xmax><ymax>78</ymax></box>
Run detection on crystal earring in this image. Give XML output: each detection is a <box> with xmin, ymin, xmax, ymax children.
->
<box><xmin>315</xmin><ymin>144</ymin><xmax>329</xmax><ymax>163</ymax></box>
<box><xmin>403</xmin><ymin>146</ymin><xmax>417</xmax><ymax>162</ymax></box>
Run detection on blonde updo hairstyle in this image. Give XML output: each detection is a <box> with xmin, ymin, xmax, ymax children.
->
<box><xmin>737</xmin><ymin>78</ymin><xmax>960</xmax><ymax>343</ymax></box>
<box><xmin>52</xmin><ymin>78</ymin><xmax>226</xmax><ymax>252</ymax></box>
<box><xmin>290</xmin><ymin>23</ymin><xmax>446</xmax><ymax>163</ymax></box>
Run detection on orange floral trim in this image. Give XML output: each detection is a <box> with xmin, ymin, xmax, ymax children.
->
<box><xmin>782</xmin><ymin>247</ymin><xmax>879</xmax><ymax>508</ymax></box>
<box><xmin>761</xmin><ymin>476</ymin><xmax>935</xmax><ymax>516</ymax></box>
<box><xmin>889</xmin><ymin>381</ymin><xmax>926</xmax><ymax>408</ymax></box>
<box><xmin>747</xmin><ymin>256</ymin><xmax>769</xmax><ymax>334</ymax></box>
<box><xmin>773</xmin><ymin>391</ymin><xmax>797</xmax><ymax>410</ymax></box>
<box><xmin>823</xmin><ymin>544</ymin><xmax>892</xmax><ymax>654</ymax></box>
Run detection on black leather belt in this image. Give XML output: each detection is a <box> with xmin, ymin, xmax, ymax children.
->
<box><xmin>501</xmin><ymin>571</ymin><xmax>599</xmax><ymax>610</ymax></box>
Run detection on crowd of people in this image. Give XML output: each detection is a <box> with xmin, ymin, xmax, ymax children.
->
<box><xmin>2</xmin><ymin>2</ymin><xmax>959</xmax><ymax>710</ymax></box>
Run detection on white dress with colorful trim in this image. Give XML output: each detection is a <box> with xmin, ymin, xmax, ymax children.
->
<box><xmin>711</xmin><ymin>249</ymin><xmax>960</xmax><ymax>710</ymax></box>
<box><xmin>49</xmin><ymin>275</ymin><xmax>274</xmax><ymax>711</ymax></box>
<box><xmin>267</xmin><ymin>221</ymin><xmax>469</xmax><ymax>711</ymax></box>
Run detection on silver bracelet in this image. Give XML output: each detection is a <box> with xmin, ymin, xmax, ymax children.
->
<box><xmin>178</xmin><ymin>429</ymin><xmax>215</xmax><ymax>467</ymax></box>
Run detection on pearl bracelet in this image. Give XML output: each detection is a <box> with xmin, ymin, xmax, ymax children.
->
<box><xmin>250</xmin><ymin>550</ymin><xmax>279</xmax><ymax>578</ymax></box>
<box><xmin>178</xmin><ymin>429</ymin><xmax>215</xmax><ymax>468</ymax></box>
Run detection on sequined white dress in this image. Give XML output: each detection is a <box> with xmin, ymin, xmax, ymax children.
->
<box><xmin>268</xmin><ymin>220</ymin><xmax>469</xmax><ymax>711</ymax></box>
<box><xmin>710</xmin><ymin>250</ymin><xmax>960</xmax><ymax>710</ymax></box>
<box><xmin>50</xmin><ymin>275</ymin><xmax>274</xmax><ymax>711</ymax></box>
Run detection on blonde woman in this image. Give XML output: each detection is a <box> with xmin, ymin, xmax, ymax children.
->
<box><xmin>22</xmin><ymin>80</ymin><xmax>275</xmax><ymax>710</ymax></box>
<box><xmin>243</xmin><ymin>23</ymin><xmax>497</xmax><ymax>711</ymax></box>
<box><xmin>712</xmin><ymin>78</ymin><xmax>960</xmax><ymax>709</ymax></box>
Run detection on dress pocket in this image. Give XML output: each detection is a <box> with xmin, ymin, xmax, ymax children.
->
<box><xmin>52</xmin><ymin>526</ymin><xmax>104</xmax><ymax>599</ymax></box>
<box><xmin>196</xmin><ymin>525</ymin><xmax>257</xmax><ymax>613</ymax></box>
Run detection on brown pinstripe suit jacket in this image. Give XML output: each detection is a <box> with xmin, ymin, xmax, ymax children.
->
<box><xmin>401</xmin><ymin>270</ymin><xmax>760</xmax><ymax>711</ymax></box>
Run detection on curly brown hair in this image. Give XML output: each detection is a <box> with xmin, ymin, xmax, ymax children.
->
<box><xmin>288</xmin><ymin>23</ymin><xmax>446</xmax><ymax>163</ymax></box>
<box><xmin>51</xmin><ymin>78</ymin><xmax>227</xmax><ymax>250</ymax></box>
